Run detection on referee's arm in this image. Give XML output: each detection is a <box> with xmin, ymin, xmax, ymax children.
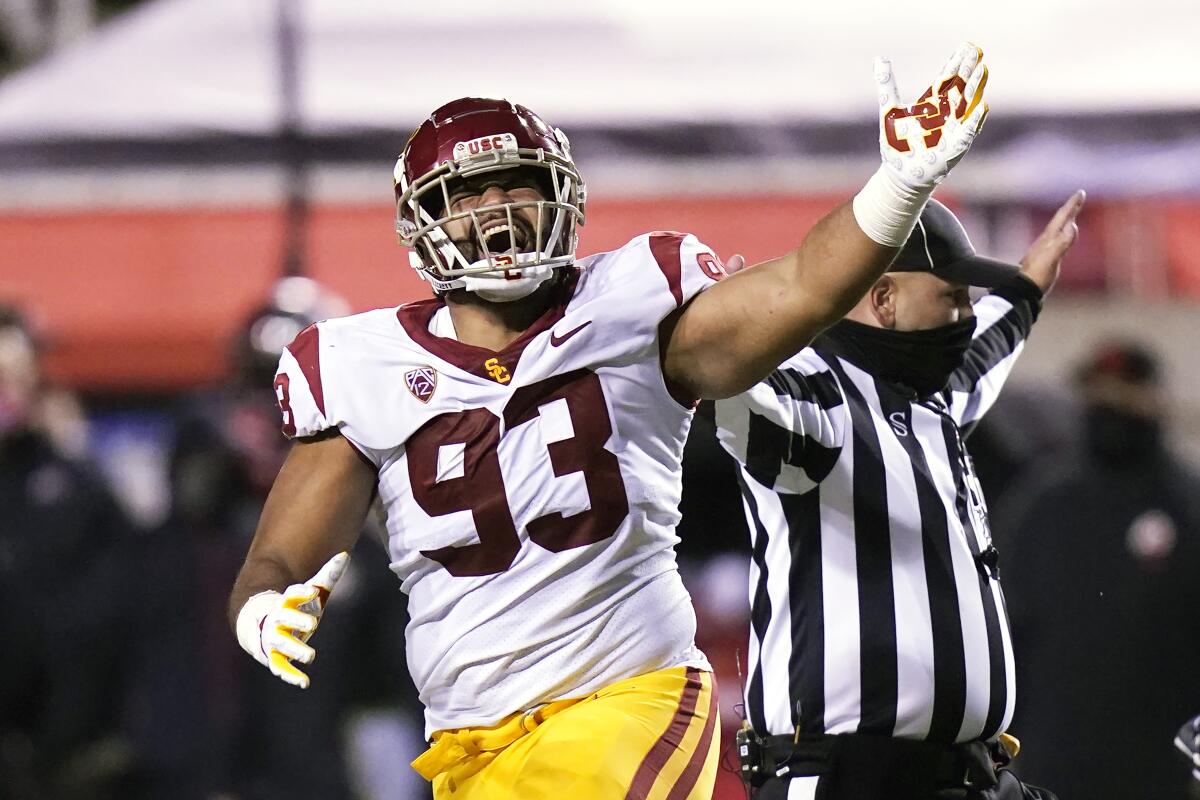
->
<box><xmin>946</xmin><ymin>191</ymin><xmax>1084</xmax><ymax>431</ymax></box>
<box><xmin>712</xmin><ymin>355</ymin><xmax>848</xmax><ymax>495</ymax></box>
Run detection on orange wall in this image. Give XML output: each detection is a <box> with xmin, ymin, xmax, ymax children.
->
<box><xmin>0</xmin><ymin>196</ymin><xmax>838</xmax><ymax>390</ymax></box>
<box><xmin>2</xmin><ymin>195</ymin><xmax>1196</xmax><ymax>390</ymax></box>
<box><xmin>3</xmin><ymin>208</ymin><xmax>279</xmax><ymax>389</ymax></box>
<box><xmin>1165</xmin><ymin>199</ymin><xmax>1200</xmax><ymax>296</ymax></box>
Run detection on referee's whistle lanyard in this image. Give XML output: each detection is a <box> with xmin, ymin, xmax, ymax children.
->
<box><xmin>920</xmin><ymin>397</ymin><xmax>1003</xmax><ymax>581</ymax></box>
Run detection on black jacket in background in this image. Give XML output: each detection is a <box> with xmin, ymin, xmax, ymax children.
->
<box><xmin>998</xmin><ymin>452</ymin><xmax>1200</xmax><ymax>800</ymax></box>
<box><xmin>0</xmin><ymin>430</ymin><xmax>133</xmax><ymax>800</ymax></box>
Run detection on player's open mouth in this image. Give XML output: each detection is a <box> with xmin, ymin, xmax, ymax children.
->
<box><xmin>478</xmin><ymin>220</ymin><xmax>530</xmax><ymax>255</ymax></box>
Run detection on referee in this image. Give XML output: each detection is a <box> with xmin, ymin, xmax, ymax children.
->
<box><xmin>714</xmin><ymin>193</ymin><xmax>1084</xmax><ymax>799</ymax></box>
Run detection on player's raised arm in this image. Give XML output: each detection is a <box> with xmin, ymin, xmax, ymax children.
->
<box><xmin>227</xmin><ymin>431</ymin><xmax>375</xmax><ymax>688</ymax></box>
<box><xmin>664</xmin><ymin>42</ymin><xmax>990</xmax><ymax>400</ymax></box>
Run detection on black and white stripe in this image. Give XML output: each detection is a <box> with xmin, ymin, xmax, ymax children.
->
<box><xmin>715</xmin><ymin>286</ymin><xmax>1037</xmax><ymax>745</ymax></box>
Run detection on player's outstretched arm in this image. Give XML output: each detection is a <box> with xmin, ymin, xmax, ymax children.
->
<box><xmin>664</xmin><ymin>43</ymin><xmax>990</xmax><ymax>400</ymax></box>
<box><xmin>227</xmin><ymin>430</ymin><xmax>375</xmax><ymax>688</ymax></box>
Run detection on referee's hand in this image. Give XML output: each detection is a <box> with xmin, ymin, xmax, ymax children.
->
<box><xmin>1019</xmin><ymin>190</ymin><xmax>1086</xmax><ymax>295</ymax></box>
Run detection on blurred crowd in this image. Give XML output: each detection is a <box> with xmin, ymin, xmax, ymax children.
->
<box><xmin>1</xmin><ymin>283</ymin><xmax>1198</xmax><ymax>800</ymax></box>
<box><xmin>0</xmin><ymin>286</ymin><xmax>427</xmax><ymax>800</ymax></box>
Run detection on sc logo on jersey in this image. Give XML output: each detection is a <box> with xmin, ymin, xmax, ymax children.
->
<box><xmin>484</xmin><ymin>357</ymin><xmax>511</xmax><ymax>384</ymax></box>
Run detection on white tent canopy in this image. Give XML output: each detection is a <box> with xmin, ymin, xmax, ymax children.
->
<box><xmin>0</xmin><ymin>0</ymin><xmax>1197</xmax><ymax>140</ymax></box>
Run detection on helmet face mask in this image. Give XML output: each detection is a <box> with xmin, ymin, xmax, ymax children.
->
<box><xmin>394</xmin><ymin>100</ymin><xmax>586</xmax><ymax>299</ymax></box>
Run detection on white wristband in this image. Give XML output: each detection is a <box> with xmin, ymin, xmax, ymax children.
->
<box><xmin>852</xmin><ymin>166</ymin><xmax>933</xmax><ymax>248</ymax></box>
<box><xmin>236</xmin><ymin>590</ymin><xmax>282</xmax><ymax>667</ymax></box>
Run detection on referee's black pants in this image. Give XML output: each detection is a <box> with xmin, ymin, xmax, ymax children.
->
<box><xmin>749</xmin><ymin>733</ymin><xmax>1058</xmax><ymax>800</ymax></box>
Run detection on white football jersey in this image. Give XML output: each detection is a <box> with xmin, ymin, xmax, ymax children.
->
<box><xmin>274</xmin><ymin>232</ymin><xmax>725</xmax><ymax>734</ymax></box>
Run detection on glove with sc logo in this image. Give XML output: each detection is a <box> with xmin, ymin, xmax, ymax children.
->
<box><xmin>853</xmin><ymin>41</ymin><xmax>990</xmax><ymax>248</ymax></box>
<box><xmin>235</xmin><ymin>551</ymin><xmax>349</xmax><ymax>689</ymax></box>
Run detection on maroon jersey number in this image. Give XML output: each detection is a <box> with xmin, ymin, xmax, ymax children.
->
<box><xmin>505</xmin><ymin>370</ymin><xmax>629</xmax><ymax>552</ymax></box>
<box><xmin>696</xmin><ymin>252</ymin><xmax>727</xmax><ymax>281</ymax></box>
<box><xmin>407</xmin><ymin>407</ymin><xmax>521</xmax><ymax>577</ymax></box>
<box><xmin>407</xmin><ymin>370</ymin><xmax>629</xmax><ymax>576</ymax></box>
<box><xmin>274</xmin><ymin>373</ymin><xmax>296</xmax><ymax>437</ymax></box>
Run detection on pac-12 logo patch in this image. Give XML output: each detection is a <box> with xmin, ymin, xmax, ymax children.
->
<box><xmin>405</xmin><ymin>367</ymin><xmax>438</xmax><ymax>403</ymax></box>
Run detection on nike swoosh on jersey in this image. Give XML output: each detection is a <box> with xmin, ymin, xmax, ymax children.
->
<box><xmin>550</xmin><ymin>320</ymin><xmax>592</xmax><ymax>347</ymax></box>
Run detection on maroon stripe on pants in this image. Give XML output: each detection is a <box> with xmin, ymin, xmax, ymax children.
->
<box><xmin>649</xmin><ymin>232</ymin><xmax>686</xmax><ymax>308</ymax></box>
<box><xmin>624</xmin><ymin>669</ymin><xmax>704</xmax><ymax>800</ymax></box>
<box><xmin>663</xmin><ymin>677</ymin><xmax>718</xmax><ymax>800</ymax></box>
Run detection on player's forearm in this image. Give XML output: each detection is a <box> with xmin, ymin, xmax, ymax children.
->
<box><xmin>727</xmin><ymin>206</ymin><xmax>897</xmax><ymax>384</ymax></box>
<box><xmin>228</xmin><ymin>526</ymin><xmax>364</xmax><ymax>636</ymax></box>
<box><xmin>782</xmin><ymin>201</ymin><xmax>900</xmax><ymax>328</ymax></box>
<box><xmin>228</xmin><ymin>551</ymin><xmax>299</xmax><ymax>632</ymax></box>
<box><xmin>668</xmin><ymin>44</ymin><xmax>992</xmax><ymax>400</ymax></box>
<box><xmin>669</xmin><ymin>202</ymin><xmax>898</xmax><ymax>399</ymax></box>
<box><xmin>227</xmin><ymin>433</ymin><xmax>375</xmax><ymax>632</ymax></box>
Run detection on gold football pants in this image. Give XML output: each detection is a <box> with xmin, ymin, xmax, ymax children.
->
<box><xmin>412</xmin><ymin>666</ymin><xmax>720</xmax><ymax>800</ymax></box>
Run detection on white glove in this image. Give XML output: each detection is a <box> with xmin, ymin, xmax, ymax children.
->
<box><xmin>878</xmin><ymin>41</ymin><xmax>989</xmax><ymax>189</ymax></box>
<box><xmin>235</xmin><ymin>551</ymin><xmax>349</xmax><ymax>689</ymax></box>
<box><xmin>853</xmin><ymin>42</ymin><xmax>990</xmax><ymax>247</ymax></box>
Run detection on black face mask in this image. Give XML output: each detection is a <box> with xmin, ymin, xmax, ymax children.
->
<box><xmin>1084</xmin><ymin>404</ymin><xmax>1163</xmax><ymax>465</ymax></box>
<box><xmin>826</xmin><ymin>317</ymin><xmax>978</xmax><ymax>396</ymax></box>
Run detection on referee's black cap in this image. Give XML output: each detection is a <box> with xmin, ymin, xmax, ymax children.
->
<box><xmin>888</xmin><ymin>199</ymin><xmax>1019</xmax><ymax>288</ymax></box>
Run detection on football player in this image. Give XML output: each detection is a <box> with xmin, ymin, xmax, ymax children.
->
<box><xmin>229</xmin><ymin>43</ymin><xmax>990</xmax><ymax>799</ymax></box>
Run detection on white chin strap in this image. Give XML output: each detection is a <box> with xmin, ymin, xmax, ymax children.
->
<box><xmin>460</xmin><ymin>263</ymin><xmax>554</xmax><ymax>302</ymax></box>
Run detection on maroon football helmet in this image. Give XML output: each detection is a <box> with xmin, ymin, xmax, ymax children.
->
<box><xmin>393</xmin><ymin>98</ymin><xmax>586</xmax><ymax>297</ymax></box>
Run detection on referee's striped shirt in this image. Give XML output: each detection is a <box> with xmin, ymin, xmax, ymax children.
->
<box><xmin>713</xmin><ymin>280</ymin><xmax>1041</xmax><ymax>745</ymax></box>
